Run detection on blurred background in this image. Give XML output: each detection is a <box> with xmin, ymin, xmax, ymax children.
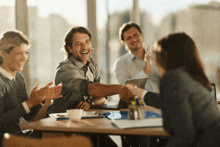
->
<box><xmin>0</xmin><ymin>0</ymin><xmax>220</xmax><ymax>100</ymax></box>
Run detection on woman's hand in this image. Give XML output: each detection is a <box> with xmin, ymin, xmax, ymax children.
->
<box><xmin>26</xmin><ymin>83</ymin><xmax>48</xmax><ymax>109</ymax></box>
<box><xmin>26</xmin><ymin>81</ymin><xmax>63</xmax><ymax>109</ymax></box>
<box><xmin>43</xmin><ymin>82</ymin><xmax>63</xmax><ymax>99</ymax></box>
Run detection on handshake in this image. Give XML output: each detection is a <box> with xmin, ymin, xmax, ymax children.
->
<box><xmin>119</xmin><ymin>84</ymin><xmax>138</xmax><ymax>103</ymax></box>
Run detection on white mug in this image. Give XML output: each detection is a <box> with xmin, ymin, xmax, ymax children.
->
<box><xmin>67</xmin><ymin>109</ymin><xmax>84</xmax><ymax>122</ymax></box>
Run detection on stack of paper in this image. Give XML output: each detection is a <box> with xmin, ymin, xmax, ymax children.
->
<box><xmin>111</xmin><ymin>118</ymin><xmax>163</xmax><ymax>129</ymax></box>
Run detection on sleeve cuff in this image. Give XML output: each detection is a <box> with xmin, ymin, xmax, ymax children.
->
<box><xmin>142</xmin><ymin>90</ymin><xmax>148</xmax><ymax>100</ymax></box>
<box><xmin>22</xmin><ymin>102</ymin><xmax>30</xmax><ymax>113</ymax></box>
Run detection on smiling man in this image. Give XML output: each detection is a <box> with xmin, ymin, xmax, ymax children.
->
<box><xmin>47</xmin><ymin>27</ymin><xmax>122</xmax><ymax>114</ymax></box>
<box><xmin>113</xmin><ymin>22</ymin><xmax>161</xmax><ymax>147</ymax></box>
<box><xmin>114</xmin><ymin>22</ymin><xmax>160</xmax><ymax>93</ymax></box>
<box><xmin>47</xmin><ymin>27</ymin><xmax>122</xmax><ymax>147</ymax></box>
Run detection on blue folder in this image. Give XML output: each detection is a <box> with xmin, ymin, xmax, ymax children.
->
<box><xmin>102</xmin><ymin>111</ymin><xmax>161</xmax><ymax>120</ymax></box>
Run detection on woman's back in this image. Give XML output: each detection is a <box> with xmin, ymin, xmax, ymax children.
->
<box><xmin>160</xmin><ymin>69</ymin><xmax>220</xmax><ymax>146</ymax></box>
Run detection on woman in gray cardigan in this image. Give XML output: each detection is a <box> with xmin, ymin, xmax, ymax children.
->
<box><xmin>0</xmin><ymin>30</ymin><xmax>62</xmax><ymax>137</ymax></box>
<box><xmin>121</xmin><ymin>32</ymin><xmax>220</xmax><ymax>147</ymax></box>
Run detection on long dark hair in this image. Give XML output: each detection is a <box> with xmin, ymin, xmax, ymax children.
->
<box><xmin>155</xmin><ymin>32</ymin><xmax>212</xmax><ymax>91</ymax></box>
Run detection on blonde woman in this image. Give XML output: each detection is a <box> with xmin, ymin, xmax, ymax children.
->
<box><xmin>0</xmin><ymin>30</ymin><xmax>62</xmax><ymax>137</ymax></box>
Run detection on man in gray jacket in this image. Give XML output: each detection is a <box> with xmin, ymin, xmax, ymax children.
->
<box><xmin>48</xmin><ymin>26</ymin><xmax>122</xmax><ymax>114</ymax></box>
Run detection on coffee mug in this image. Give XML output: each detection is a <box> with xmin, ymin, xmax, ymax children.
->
<box><xmin>67</xmin><ymin>109</ymin><xmax>84</xmax><ymax>122</ymax></box>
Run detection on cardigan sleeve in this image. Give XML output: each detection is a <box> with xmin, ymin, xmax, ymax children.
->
<box><xmin>0</xmin><ymin>75</ymin><xmax>28</xmax><ymax>123</ymax></box>
<box><xmin>0</xmin><ymin>92</ymin><xmax>27</xmax><ymax>123</ymax></box>
<box><xmin>143</xmin><ymin>92</ymin><xmax>162</xmax><ymax>109</ymax></box>
<box><xmin>17</xmin><ymin>73</ymin><xmax>42</xmax><ymax>122</ymax></box>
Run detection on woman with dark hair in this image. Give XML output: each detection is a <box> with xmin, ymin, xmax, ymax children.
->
<box><xmin>121</xmin><ymin>32</ymin><xmax>220</xmax><ymax>146</ymax></box>
<box><xmin>0</xmin><ymin>30</ymin><xmax>62</xmax><ymax>137</ymax></box>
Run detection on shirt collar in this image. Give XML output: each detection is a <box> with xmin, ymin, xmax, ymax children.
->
<box><xmin>0</xmin><ymin>67</ymin><xmax>15</xmax><ymax>81</ymax></box>
<box><xmin>128</xmin><ymin>51</ymin><xmax>135</xmax><ymax>60</ymax></box>
<box><xmin>68</xmin><ymin>55</ymin><xmax>91</xmax><ymax>69</ymax></box>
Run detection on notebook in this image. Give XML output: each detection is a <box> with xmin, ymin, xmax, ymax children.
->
<box><xmin>111</xmin><ymin>118</ymin><xmax>163</xmax><ymax>129</ymax></box>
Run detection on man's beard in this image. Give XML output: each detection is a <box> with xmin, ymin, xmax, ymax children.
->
<box><xmin>129</xmin><ymin>43</ymin><xmax>143</xmax><ymax>51</ymax></box>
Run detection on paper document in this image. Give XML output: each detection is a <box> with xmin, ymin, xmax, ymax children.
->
<box><xmin>111</xmin><ymin>118</ymin><xmax>163</xmax><ymax>129</ymax></box>
<box><xmin>49</xmin><ymin>111</ymin><xmax>103</xmax><ymax>120</ymax></box>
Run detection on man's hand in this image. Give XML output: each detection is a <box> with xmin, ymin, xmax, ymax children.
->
<box><xmin>119</xmin><ymin>86</ymin><xmax>135</xmax><ymax>103</ymax></box>
<box><xmin>143</xmin><ymin>45</ymin><xmax>152</xmax><ymax>75</ymax></box>
<box><xmin>76</xmin><ymin>101</ymin><xmax>92</xmax><ymax>111</ymax></box>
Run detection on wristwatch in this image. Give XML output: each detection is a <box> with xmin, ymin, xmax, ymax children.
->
<box><xmin>86</xmin><ymin>98</ymin><xmax>94</xmax><ymax>106</ymax></box>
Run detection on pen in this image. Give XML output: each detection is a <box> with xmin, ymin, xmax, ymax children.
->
<box><xmin>135</xmin><ymin>98</ymin><xmax>139</xmax><ymax>106</ymax></box>
<box><xmin>94</xmin><ymin>111</ymin><xmax>103</xmax><ymax>116</ymax></box>
<box><xmin>57</xmin><ymin>114</ymin><xmax>66</xmax><ymax>117</ymax></box>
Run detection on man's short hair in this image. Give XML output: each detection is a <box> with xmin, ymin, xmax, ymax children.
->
<box><xmin>64</xmin><ymin>26</ymin><xmax>92</xmax><ymax>57</ymax></box>
<box><xmin>119</xmin><ymin>22</ymin><xmax>142</xmax><ymax>41</ymax></box>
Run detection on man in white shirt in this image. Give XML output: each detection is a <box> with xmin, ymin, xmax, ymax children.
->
<box><xmin>114</xmin><ymin>22</ymin><xmax>161</xmax><ymax>147</ymax></box>
<box><xmin>114</xmin><ymin>22</ymin><xmax>160</xmax><ymax>93</ymax></box>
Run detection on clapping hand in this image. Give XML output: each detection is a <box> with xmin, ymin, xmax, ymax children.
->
<box><xmin>43</xmin><ymin>82</ymin><xmax>63</xmax><ymax>99</ymax></box>
<box><xmin>143</xmin><ymin>45</ymin><xmax>152</xmax><ymax>75</ymax></box>
<box><xmin>26</xmin><ymin>81</ymin><xmax>62</xmax><ymax>109</ymax></box>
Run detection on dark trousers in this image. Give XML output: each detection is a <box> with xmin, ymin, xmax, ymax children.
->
<box><xmin>91</xmin><ymin>134</ymin><xmax>118</xmax><ymax>147</ymax></box>
<box><xmin>121</xmin><ymin>135</ymin><xmax>170</xmax><ymax>147</ymax></box>
<box><xmin>121</xmin><ymin>135</ymin><xmax>148</xmax><ymax>147</ymax></box>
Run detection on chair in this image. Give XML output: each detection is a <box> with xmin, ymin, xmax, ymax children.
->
<box><xmin>211</xmin><ymin>83</ymin><xmax>217</xmax><ymax>101</ymax></box>
<box><xmin>2</xmin><ymin>133</ymin><xmax>92</xmax><ymax>147</ymax></box>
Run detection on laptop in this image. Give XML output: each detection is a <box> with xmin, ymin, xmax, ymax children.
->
<box><xmin>91</xmin><ymin>78</ymin><xmax>148</xmax><ymax>110</ymax></box>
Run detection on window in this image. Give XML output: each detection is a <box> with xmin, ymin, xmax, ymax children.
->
<box><xmin>1</xmin><ymin>0</ymin><xmax>219</xmax><ymax>100</ymax></box>
<box><xmin>0</xmin><ymin>1</ymin><xmax>15</xmax><ymax>34</ymax></box>
<box><xmin>27</xmin><ymin>0</ymin><xmax>87</xmax><ymax>89</ymax></box>
<box><xmin>139</xmin><ymin>0</ymin><xmax>220</xmax><ymax>98</ymax></box>
<box><xmin>97</xmin><ymin>0</ymin><xmax>132</xmax><ymax>84</ymax></box>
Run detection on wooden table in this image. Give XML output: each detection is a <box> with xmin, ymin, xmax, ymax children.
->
<box><xmin>21</xmin><ymin>106</ymin><xmax>169</xmax><ymax>137</ymax></box>
<box><xmin>21</xmin><ymin>104</ymin><xmax>220</xmax><ymax>137</ymax></box>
